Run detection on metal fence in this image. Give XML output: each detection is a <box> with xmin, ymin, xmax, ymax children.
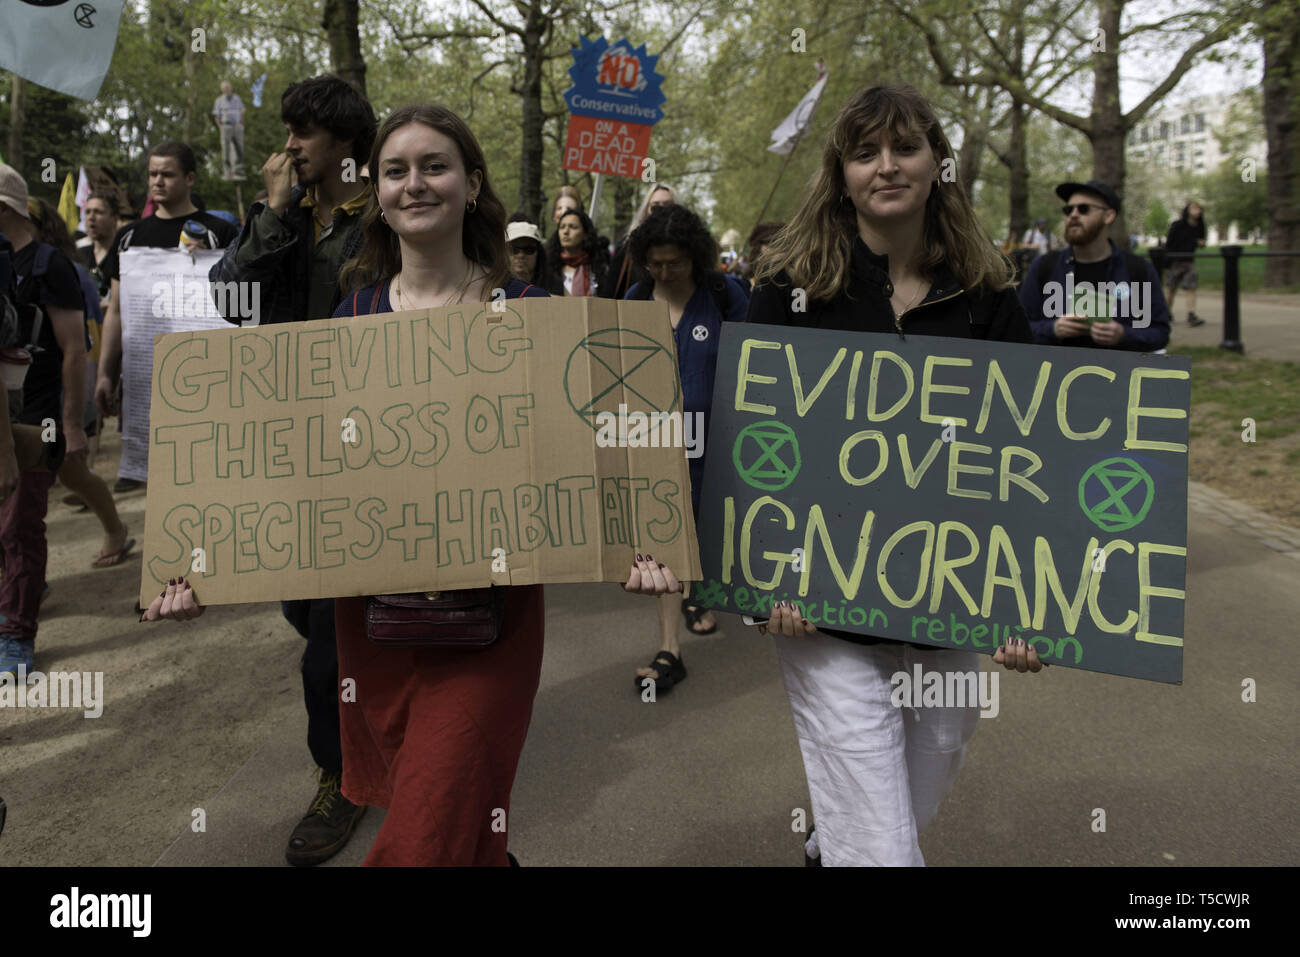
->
<box><xmin>1148</xmin><ymin>246</ymin><xmax>1300</xmax><ymax>354</ymax></box>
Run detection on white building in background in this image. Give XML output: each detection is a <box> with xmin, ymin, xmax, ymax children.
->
<box><xmin>1126</xmin><ymin>91</ymin><xmax>1266</xmax><ymax>244</ymax></box>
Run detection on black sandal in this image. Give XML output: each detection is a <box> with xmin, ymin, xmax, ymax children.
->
<box><xmin>681</xmin><ymin>599</ymin><xmax>717</xmax><ymax>635</ymax></box>
<box><xmin>634</xmin><ymin>650</ymin><xmax>686</xmax><ymax>694</ymax></box>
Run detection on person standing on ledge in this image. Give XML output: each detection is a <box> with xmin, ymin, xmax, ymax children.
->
<box><xmin>212</xmin><ymin>81</ymin><xmax>246</xmax><ymax>180</ymax></box>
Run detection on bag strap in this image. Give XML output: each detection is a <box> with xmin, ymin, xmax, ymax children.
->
<box><xmin>32</xmin><ymin>243</ymin><xmax>55</xmax><ymax>278</ymax></box>
<box><xmin>613</xmin><ymin>247</ymin><xmax>633</xmax><ymax>297</ymax></box>
<box><xmin>705</xmin><ymin>269</ymin><xmax>730</xmax><ymax>317</ymax></box>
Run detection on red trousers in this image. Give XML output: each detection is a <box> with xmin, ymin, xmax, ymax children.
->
<box><xmin>335</xmin><ymin>586</ymin><xmax>544</xmax><ymax>865</ymax></box>
<box><xmin>0</xmin><ymin>470</ymin><xmax>55</xmax><ymax>642</ymax></box>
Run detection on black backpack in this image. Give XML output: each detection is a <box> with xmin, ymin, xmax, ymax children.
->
<box><xmin>0</xmin><ymin>236</ymin><xmax>57</xmax><ymax>420</ymax></box>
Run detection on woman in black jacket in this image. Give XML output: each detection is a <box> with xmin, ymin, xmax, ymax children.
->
<box><xmin>749</xmin><ymin>84</ymin><xmax>1044</xmax><ymax>868</ymax></box>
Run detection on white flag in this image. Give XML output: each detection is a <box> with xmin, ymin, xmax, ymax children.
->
<box><xmin>0</xmin><ymin>0</ymin><xmax>127</xmax><ymax>101</ymax></box>
<box><xmin>767</xmin><ymin>71</ymin><xmax>829</xmax><ymax>155</ymax></box>
<box><xmin>75</xmin><ymin>166</ymin><xmax>91</xmax><ymax>233</ymax></box>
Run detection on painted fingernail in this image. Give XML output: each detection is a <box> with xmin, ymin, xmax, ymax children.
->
<box><xmin>1016</xmin><ymin>638</ymin><xmax>1025</xmax><ymax>647</ymax></box>
<box><xmin>636</xmin><ymin>554</ymin><xmax>643</xmax><ymax>562</ymax></box>
<box><xmin>169</xmin><ymin>578</ymin><xmax>176</xmax><ymax>586</ymax></box>
<box><xmin>658</xmin><ymin>563</ymin><xmax>665</xmax><ymax>569</ymax></box>
<box><xmin>646</xmin><ymin>554</ymin><xmax>653</xmax><ymax>561</ymax></box>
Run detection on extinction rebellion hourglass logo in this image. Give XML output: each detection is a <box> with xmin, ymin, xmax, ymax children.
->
<box><xmin>16</xmin><ymin>0</ymin><xmax>98</xmax><ymax>29</ymax></box>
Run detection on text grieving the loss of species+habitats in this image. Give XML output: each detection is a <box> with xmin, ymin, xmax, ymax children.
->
<box><xmin>695</xmin><ymin>327</ymin><xmax>1190</xmax><ymax>683</ymax></box>
<box><xmin>140</xmin><ymin>298</ymin><xmax>703</xmax><ymax>605</ymax></box>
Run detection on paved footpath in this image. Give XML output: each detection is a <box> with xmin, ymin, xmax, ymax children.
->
<box><xmin>145</xmin><ymin>493</ymin><xmax>1296</xmax><ymax>868</ymax></box>
<box><xmin>1163</xmin><ymin>291</ymin><xmax>1298</xmax><ymax>360</ymax></box>
<box><xmin>3</xmin><ymin>294</ymin><xmax>1296</xmax><ymax>867</ymax></box>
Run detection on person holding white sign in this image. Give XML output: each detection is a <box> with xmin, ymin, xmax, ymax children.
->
<box><xmin>94</xmin><ymin>142</ymin><xmax>237</xmax><ymax>493</ymax></box>
<box><xmin>746</xmin><ymin>85</ymin><xmax>1045</xmax><ymax>868</ymax></box>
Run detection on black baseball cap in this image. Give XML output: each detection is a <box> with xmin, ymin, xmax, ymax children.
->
<box><xmin>1055</xmin><ymin>180</ymin><xmax>1121</xmax><ymax>214</ymax></box>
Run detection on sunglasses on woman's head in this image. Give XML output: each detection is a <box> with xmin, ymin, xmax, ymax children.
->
<box><xmin>1062</xmin><ymin>203</ymin><xmax>1108</xmax><ymax>216</ymax></box>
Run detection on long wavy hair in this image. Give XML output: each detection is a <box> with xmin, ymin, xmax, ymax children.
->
<box><xmin>544</xmin><ymin>208</ymin><xmax>609</xmax><ymax>287</ymax></box>
<box><xmin>754</xmin><ymin>85</ymin><xmax>1013</xmax><ymax>301</ymax></box>
<box><xmin>28</xmin><ymin>198</ymin><xmax>78</xmax><ymax>259</ymax></box>
<box><xmin>629</xmin><ymin>183</ymin><xmax>675</xmax><ymax>232</ymax></box>
<box><xmin>340</xmin><ymin>105</ymin><xmax>510</xmax><ymax>296</ymax></box>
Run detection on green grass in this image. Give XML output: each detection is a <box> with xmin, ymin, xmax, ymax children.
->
<box><xmin>1170</xmin><ymin>346</ymin><xmax>1300</xmax><ymax>442</ymax></box>
<box><xmin>1136</xmin><ymin>245</ymin><xmax>1300</xmax><ymax>293</ymax></box>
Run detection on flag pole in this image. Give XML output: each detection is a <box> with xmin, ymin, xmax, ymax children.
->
<box><xmin>751</xmin><ymin>142</ymin><xmax>801</xmax><ymax>235</ymax></box>
<box><xmin>750</xmin><ymin>62</ymin><xmax>828</xmax><ymax>239</ymax></box>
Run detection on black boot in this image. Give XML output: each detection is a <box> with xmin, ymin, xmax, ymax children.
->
<box><xmin>285</xmin><ymin>769</ymin><xmax>367</xmax><ymax>866</ymax></box>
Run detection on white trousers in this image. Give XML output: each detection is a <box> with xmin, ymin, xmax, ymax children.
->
<box><xmin>775</xmin><ymin>632</ymin><xmax>981</xmax><ymax>866</ymax></box>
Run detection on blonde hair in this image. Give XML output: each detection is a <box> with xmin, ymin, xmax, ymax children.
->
<box><xmin>754</xmin><ymin>85</ymin><xmax>1013</xmax><ymax>302</ymax></box>
<box><xmin>630</xmin><ymin>183</ymin><xmax>675</xmax><ymax>231</ymax></box>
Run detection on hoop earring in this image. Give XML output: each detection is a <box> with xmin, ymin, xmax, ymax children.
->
<box><xmin>379</xmin><ymin>209</ymin><xmax>388</xmax><ymax>224</ymax></box>
<box><xmin>466</xmin><ymin>199</ymin><xmax>477</xmax><ymax>214</ymax></box>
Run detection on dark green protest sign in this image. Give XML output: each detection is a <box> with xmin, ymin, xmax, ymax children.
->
<box><xmin>695</xmin><ymin>327</ymin><xmax>1190</xmax><ymax>684</ymax></box>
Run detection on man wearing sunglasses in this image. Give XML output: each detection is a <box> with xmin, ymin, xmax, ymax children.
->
<box><xmin>1019</xmin><ymin>179</ymin><xmax>1170</xmax><ymax>353</ymax></box>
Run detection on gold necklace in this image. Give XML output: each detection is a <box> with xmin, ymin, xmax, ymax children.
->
<box><xmin>394</xmin><ymin>263</ymin><xmax>476</xmax><ymax>309</ymax></box>
<box><xmin>892</xmin><ymin>275</ymin><xmax>928</xmax><ymax>316</ymax></box>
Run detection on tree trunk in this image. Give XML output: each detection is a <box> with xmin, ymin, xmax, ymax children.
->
<box><xmin>7</xmin><ymin>74</ymin><xmax>24</xmax><ymax>173</ymax></box>
<box><xmin>957</xmin><ymin>92</ymin><xmax>988</xmax><ymax>205</ymax></box>
<box><xmin>322</xmin><ymin>0</ymin><xmax>367</xmax><ymax>96</ymax></box>
<box><xmin>1007</xmin><ymin>102</ymin><xmax>1030</xmax><ymax>242</ymax></box>
<box><xmin>1261</xmin><ymin>0</ymin><xmax>1300</xmax><ymax>286</ymax></box>
<box><xmin>517</xmin><ymin>6</ymin><xmax>546</xmax><ymax>223</ymax></box>
<box><xmin>1091</xmin><ymin>0</ymin><xmax>1128</xmax><ymax>243</ymax></box>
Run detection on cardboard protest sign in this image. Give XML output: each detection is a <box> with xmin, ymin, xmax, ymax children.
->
<box><xmin>695</xmin><ymin>327</ymin><xmax>1190</xmax><ymax>684</ymax></box>
<box><xmin>139</xmin><ymin>297</ymin><xmax>702</xmax><ymax>606</ymax></box>
<box><xmin>562</xmin><ymin>36</ymin><xmax>664</xmax><ymax>178</ymax></box>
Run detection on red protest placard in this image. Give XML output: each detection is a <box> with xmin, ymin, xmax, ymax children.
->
<box><xmin>562</xmin><ymin>115</ymin><xmax>654</xmax><ymax>178</ymax></box>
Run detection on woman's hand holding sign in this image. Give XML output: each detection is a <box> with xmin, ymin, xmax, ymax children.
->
<box><xmin>992</xmin><ymin>639</ymin><xmax>1047</xmax><ymax>673</ymax></box>
<box><xmin>622</xmin><ymin>554</ymin><xmax>682</xmax><ymax>596</ymax></box>
<box><xmin>756</xmin><ymin>600</ymin><xmax>817</xmax><ymax>638</ymax></box>
<box><xmin>140</xmin><ymin>577</ymin><xmax>205</xmax><ymax>622</ymax></box>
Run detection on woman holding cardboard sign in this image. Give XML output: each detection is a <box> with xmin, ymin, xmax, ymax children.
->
<box><xmin>746</xmin><ymin>85</ymin><xmax>1045</xmax><ymax>867</ymax></box>
<box><xmin>142</xmin><ymin>105</ymin><xmax>681</xmax><ymax>866</ymax></box>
